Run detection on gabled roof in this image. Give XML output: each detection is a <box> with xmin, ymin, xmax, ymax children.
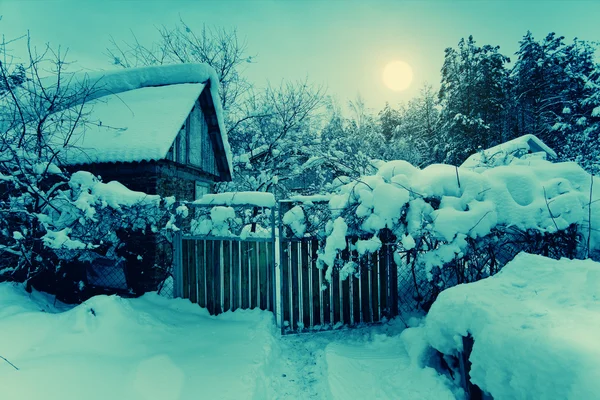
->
<box><xmin>461</xmin><ymin>134</ymin><xmax>557</xmax><ymax>169</ymax></box>
<box><xmin>35</xmin><ymin>64</ymin><xmax>232</xmax><ymax>177</ymax></box>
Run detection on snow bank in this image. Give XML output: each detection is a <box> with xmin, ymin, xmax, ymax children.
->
<box><xmin>0</xmin><ymin>283</ymin><xmax>275</xmax><ymax>400</ymax></box>
<box><xmin>194</xmin><ymin>191</ymin><xmax>276</xmax><ymax>207</ymax></box>
<box><xmin>425</xmin><ymin>253</ymin><xmax>600</xmax><ymax>400</ymax></box>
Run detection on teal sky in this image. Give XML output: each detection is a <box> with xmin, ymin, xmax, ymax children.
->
<box><xmin>2</xmin><ymin>0</ymin><xmax>600</xmax><ymax>110</ymax></box>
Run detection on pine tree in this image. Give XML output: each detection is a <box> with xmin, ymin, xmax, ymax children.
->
<box><xmin>438</xmin><ymin>36</ymin><xmax>510</xmax><ymax>165</ymax></box>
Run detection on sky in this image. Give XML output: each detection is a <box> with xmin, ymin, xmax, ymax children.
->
<box><xmin>1</xmin><ymin>0</ymin><xmax>600</xmax><ymax>111</ymax></box>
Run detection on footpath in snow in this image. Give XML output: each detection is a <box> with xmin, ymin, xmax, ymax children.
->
<box><xmin>0</xmin><ymin>283</ymin><xmax>459</xmax><ymax>400</ymax></box>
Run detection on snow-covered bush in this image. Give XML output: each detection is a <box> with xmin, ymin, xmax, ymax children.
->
<box><xmin>186</xmin><ymin>192</ymin><xmax>276</xmax><ymax>239</ymax></box>
<box><xmin>283</xmin><ymin>158</ymin><xmax>600</xmax><ymax>310</ymax></box>
<box><xmin>0</xmin><ymin>39</ymin><xmax>178</xmax><ymax>301</ymax></box>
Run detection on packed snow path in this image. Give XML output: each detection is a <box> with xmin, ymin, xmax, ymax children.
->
<box><xmin>265</xmin><ymin>325</ymin><xmax>457</xmax><ymax>399</ymax></box>
<box><xmin>0</xmin><ymin>284</ymin><xmax>458</xmax><ymax>400</ymax></box>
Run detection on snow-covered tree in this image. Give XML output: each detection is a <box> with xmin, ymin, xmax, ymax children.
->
<box><xmin>438</xmin><ymin>36</ymin><xmax>511</xmax><ymax>165</ymax></box>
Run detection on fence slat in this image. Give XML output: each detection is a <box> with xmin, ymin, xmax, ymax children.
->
<box><xmin>215</xmin><ymin>241</ymin><xmax>223</xmax><ymax>314</ymax></box>
<box><xmin>250</xmin><ymin>242</ymin><xmax>258</xmax><ymax>309</ymax></box>
<box><xmin>181</xmin><ymin>240</ymin><xmax>190</xmax><ymax>299</ymax></box>
<box><xmin>259</xmin><ymin>242</ymin><xmax>268</xmax><ymax>310</ymax></box>
<box><xmin>205</xmin><ymin>240</ymin><xmax>214</xmax><ymax>314</ymax></box>
<box><xmin>241</xmin><ymin>241</ymin><xmax>249</xmax><ymax>309</ymax></box>
<box><xmin>371</xmin><ymin>251</ymin><xmax>380</xmax><ymax>321</ymax></box>
<box><xmin>362</xmin><ymin>256</ymin><xmax>372</xmax><ymax>323</ymax></box>
<box><xmin>291</xmin><ymin>241</ymin><xmax>300</xmax><ymax>330</ymax></box>
<box><xmin>196</xmin><ymin>241</ymin><xmax>205</xmax><ymax>308</ymax></box>
<box><xmin>223</xmin><ymin>240</ymin><xmax>231</xmax><ymax>312</ymax></box>
<box><xmin>231</xmin><ymin>240</ymin><xmax>239</xmax><ymax>311</ymax></box>
<box><xmin>281</xmin><ymin>241</ymin><xmax>290</xmax><ymax>331</ymax></box>
<box><xmin>312</xmin><ymin>240</ymin><xmax>321</xmax><ymax>326</ymax></box>
<box><xmin>301</xmin><ymin>241</ymin><xmax>310</xmax><ymax>329</ymax></box>
<box><xmin>379</xmin><ymin>245</ymin><xmax>388</xmax><ymax>318</ymax></box>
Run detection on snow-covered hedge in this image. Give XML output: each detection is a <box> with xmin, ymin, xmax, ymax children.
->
<box><xmin>283</xmin><ymin>157</ymin><xmax>600</xmax><ymax>308</ymax></box>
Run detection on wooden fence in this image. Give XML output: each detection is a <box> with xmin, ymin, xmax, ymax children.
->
<box><xmin>176</xmin><ymin>237</ymin><xmax>276</xmax><ymax>315</ymax></box>
<box><xmin>279</xmin><ymin>238</ymin><xmax>399</xmax><ymax>333</ymax></box>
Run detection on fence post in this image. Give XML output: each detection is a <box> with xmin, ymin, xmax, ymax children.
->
<box><xmin>173</xmin><ymin>230</ymin><xmax>183</xmax><ymax>298</ymax></box>
<box><xmin>271</xmin><ymin>205</ymin><xmax>278</xmax><ymax>319</ymax></box>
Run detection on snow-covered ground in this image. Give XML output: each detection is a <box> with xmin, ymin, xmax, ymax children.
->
<box><xmin>0</xmin><ymin>283</ymin><xmax>459</xmax><ymax>400</ymax></box>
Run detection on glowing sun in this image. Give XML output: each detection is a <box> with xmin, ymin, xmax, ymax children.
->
<box><xmin>382</xmin><ymin>60</ymin><xmax>414</xmax><ymax>91</ymax></box>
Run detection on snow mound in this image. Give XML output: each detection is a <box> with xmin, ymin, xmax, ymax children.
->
<box><xmin>425</xmin><ymin>253</ymin><xmax>600</xmax><ymax>400</ymax></box>
<box><xmin>0</xmin><ymin>284</ymin><xmax>274</xmax><ymax>400</ymax></box>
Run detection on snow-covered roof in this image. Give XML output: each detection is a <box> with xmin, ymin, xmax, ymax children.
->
<box><xmin>51</xmin><ymin>83</ymin><xmax>205</xmax><ymax>165</ymax></box>
<box><xmin>33</xmin><ymin>64</ymin><xmax>232</xmax><ymax>174</ymax></box>
<box><xmin>461</xmin><ymin>134</ymin><xmax>557</xmax><ymax>169</ymax></box>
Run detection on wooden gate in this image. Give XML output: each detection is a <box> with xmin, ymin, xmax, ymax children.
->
<box><xmin>279</xmin><ymin>236</ymin><xmax>399</xmax><ymax>334</ymax></box>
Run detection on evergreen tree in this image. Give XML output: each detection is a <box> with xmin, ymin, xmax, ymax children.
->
<box><xmin>438</xmin><ymin>36</ymin><xmax>511</xmax><ymax>165</ymax></box>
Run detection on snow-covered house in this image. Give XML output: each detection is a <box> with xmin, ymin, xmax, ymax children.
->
<box><xmin>44</xmin><ymin>64</ymin><xmax>233</xmax><ymax>295</ymax></box>
<box><xmin>461</xmin><ymin>134</ymin><xmax>556</xmax><ymax>170</ymax></box>
<box><xmin>49</xmin><ymin>64</ymin><xmax>232</xmax><ymax>200</ymax></box>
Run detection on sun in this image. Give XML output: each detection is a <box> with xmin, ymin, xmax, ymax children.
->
<box><xmin>382</xmin><ymin>61</ymin><xmax>414</xmax><ymax>92</ymax></box>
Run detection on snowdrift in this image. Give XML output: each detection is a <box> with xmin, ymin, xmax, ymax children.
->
<box><xmin>425</xmin><ymin>253</ymin><xmax>600</xmax><ymax>400</ymax></box>
<box><xmin>0</xmin><ymin>284</ymin><xmax>275</xmax><ymax>400</ymax></box>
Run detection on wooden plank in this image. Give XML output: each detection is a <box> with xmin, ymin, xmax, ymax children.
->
<box><xmin>311</xmin><ymin>240</ymin><xmax>321</xmax><ymax>326</ymax></box>
<box><xmin>379</xmin><ymin>246</ymin><xmax>388</xmax><ymax>319</ymax></box>
<box><xmin>281</xmin><ymin>241</ymin><xmax>290</xmax><ymax>331</ymax></box>
<box><xmin>290</xmin><ymin>241</ymin><xmax>300</xmax><ymax>330</ymax></box>
<box><xmin>223</xmin><ymin>240</ymin><xmax>231</xmax><ymax>312</ymax></box>
<box><xmin>205</xmin><ymin>240</ymin><xmax>215</xmax><ymax>314</ymax></box>
<box><xmin>231</xmin><ymin>240</ymin><xmax>240</xmax><ymax>311</ymax></box>
<box><xmin>342</xmin><ymin>271</ymin><xmax>351</xmax><ymax>325</ymax></box>
<box><xmin>390</xmin><ymin>244</ymin><xmax>399</xmax><ymax>317</ymax></box>
<box><xmin>322</xmin><ymin>267</ymin><xmax>331</xmax><ymax>326</ymax></box>
<box><xmin>214</xmin><ymin>241</ymin><xmax>222</xmax><ymax>315</ymax></box>
<box><xmin>371</xmin><ymin>251</ymin><xmax>380</xmax><ymax>322</ymax></box>
<box><xmin>250</xmin><ymin>242</ymin><xmax>258</xmax><ymax>309</ymax></box>
<box><xmin>341</xmin><ymin>244</ymin><xmax>351</xmax><ymax>325</ymax></box>
<box><xmin>332</xmin><ymin>266</ymin><xmax>341</xmax><ymax>324</ymax></box>
<box><xmin>361</xmin><ymin>256</ymin><xmax>371</xmax><ymax>323</ymax></box>
<box><xmin>197</xmin><ymin>241</ymin><xmax>206</xmax><ymax>308</ymax></box>
<box><xmin>241</xmin><ymin>241</ymin><xmax>249</xmax><ymax>309</ymax></box>
<box><xmin>182</xmin><ymin>240</ymin><xmax>190</xmax><ymax>299</ymax></box>
<box><xmin>301</xmin><ymin>240</ymin><xmax>311</xmax><ymax>329</ymax></box>
<box><xmin>352</xmin><ymin>272</ymin><xmax>360</xmax><ymax>325</ymax></box>
<box><xmin>258</xmin><ymin>241</ymin><xmax>268</xmax><ymax>310</ymax></box>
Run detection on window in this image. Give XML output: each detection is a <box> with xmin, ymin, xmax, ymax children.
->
<box><xmin>195</xmin><ymin>181</ymin><xmax>211</xmax><ymax>200</ymax></box>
